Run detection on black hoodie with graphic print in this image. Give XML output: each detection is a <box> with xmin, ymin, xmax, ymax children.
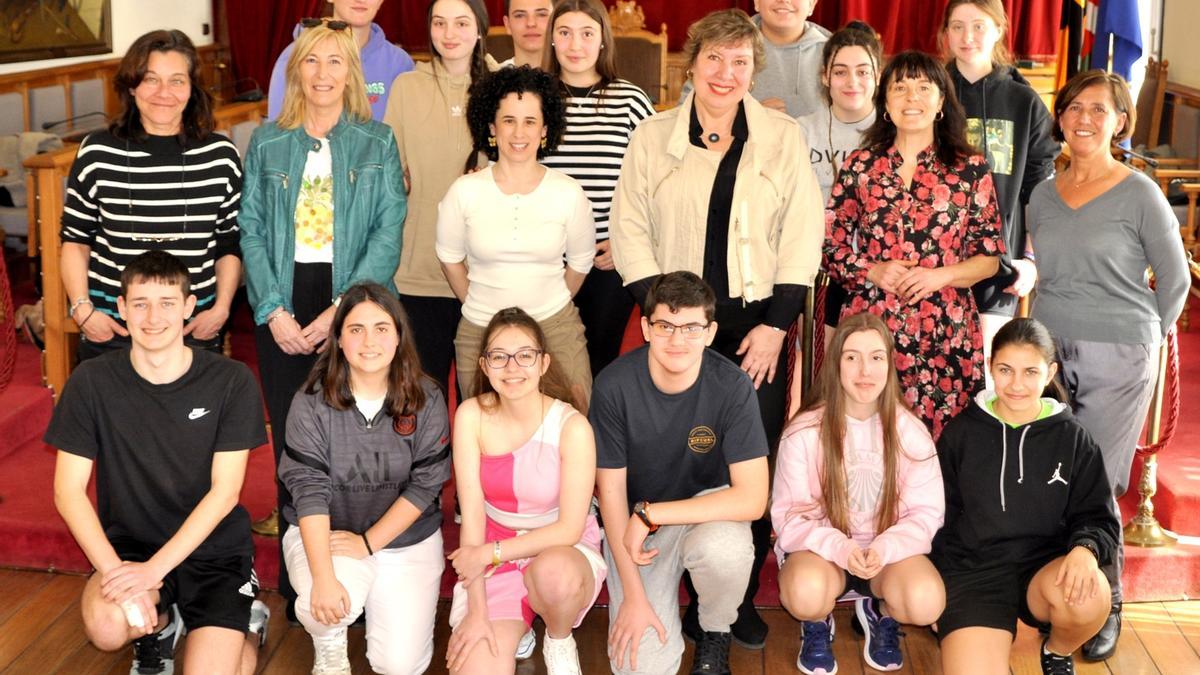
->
<box><xmin>949</xmin><ymin>64</ymin><xmax>1060</xmax><ymax>316</ymax></box>
<box><xmin>932</xmin><ymin>391</ymin><xmax>1119</xmax><ymax>574</ymax></box>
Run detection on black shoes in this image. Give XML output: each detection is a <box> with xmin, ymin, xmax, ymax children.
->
<box><xmin>1081</xmin><ymin>605</ymin><xmax>1121</xmax><ymax>661</ymax></box>
<box><xmin>690</xmin><ymin>630</ymin><xmax>732</xmax><ymax>675</ymax></box>
<box><xmin>682</xmin><ymin>602</ymin><xmax>768</xmax><ymax>650</ymax></box>
<box><xmin>730</xmin><ymin>604</ymin><xmax>768</xmax><ymax>650</ymax></box>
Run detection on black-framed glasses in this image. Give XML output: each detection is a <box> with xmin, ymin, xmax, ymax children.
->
<box><xmin>482</xmin><ymin>348</ymin><xmax>543</xmax><ymax>369</ymax></box>
<box><xmin>301</xmin><ymin>17</ymin><xmax>350</xmax><ymax>31</ymax></box>
<box><xmin>648</xmin><ymin>320</ymin><xmax>711</xmax><ymax>340</ymax></box>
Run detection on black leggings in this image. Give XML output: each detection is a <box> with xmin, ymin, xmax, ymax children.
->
<box><xmin>253</xmin><ymin>262</ymin><xmax>331</xmax><ymax>606</ymax></box>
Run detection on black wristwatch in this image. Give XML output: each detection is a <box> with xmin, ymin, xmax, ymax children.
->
<box><xmin>633</xmin><ymin>501</ymin><xmax>659</xmax><ymax>534</ymax></box>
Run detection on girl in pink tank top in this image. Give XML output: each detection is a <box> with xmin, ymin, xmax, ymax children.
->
<box><xmin>446</xmin><ymin>307</ymin><xmax>605</xmax><ymax>675</ymax></box>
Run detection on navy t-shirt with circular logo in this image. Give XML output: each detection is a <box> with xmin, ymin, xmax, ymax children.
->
<box><xmin>590</xmin><ymin>344</ymin><xmax>769</xmax><ymax>512</ymax></box>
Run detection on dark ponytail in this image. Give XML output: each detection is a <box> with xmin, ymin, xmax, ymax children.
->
<box><xmin>991</xmin><ymin>318</ymin><xmax>1069</xmax><ymax>402</ymax></box>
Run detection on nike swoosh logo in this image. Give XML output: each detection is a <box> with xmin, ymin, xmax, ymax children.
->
<box><xmin>188</xmin><ymin>408</ymin><xmax>211</xmax><ymax>420</ymax></box>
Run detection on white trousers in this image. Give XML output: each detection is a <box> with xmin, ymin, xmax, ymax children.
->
<box><xmin>283</xmin><ymin>526</ymin><xmax>444</xmax><ymax>675</ymax></box>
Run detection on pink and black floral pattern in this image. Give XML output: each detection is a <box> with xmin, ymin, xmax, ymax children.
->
<box><xmin>823</xmin><ymin>145</ymin><xmax>1004</xmax><ymax>438</ymax></box>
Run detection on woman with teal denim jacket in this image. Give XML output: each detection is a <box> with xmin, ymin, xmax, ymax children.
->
<box><xmin>237</xmin><ymin>21</ymin><xmax>406</xmax><ymax>619</ymax></box>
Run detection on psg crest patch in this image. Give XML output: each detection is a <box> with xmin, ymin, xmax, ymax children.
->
<box><xmin>394</xmin><ymin>414</ymin><xmax>416</xmax><ymax>436</ymax></box>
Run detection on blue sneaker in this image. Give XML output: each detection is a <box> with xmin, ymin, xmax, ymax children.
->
<box><xmin>797</xmin><ymin>614</ymin><xmax>837</xmax><ymax>675</ymax></box>
<box><xmin>855</xmin><ymin>597</ymin><xmax>903</xmax><ymax>671</ymax></box>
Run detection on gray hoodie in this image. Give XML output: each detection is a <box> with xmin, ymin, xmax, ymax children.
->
<box><xmin>279</xmin><ymin>380</ymin><xmax>450</xmax><ymax>550</ymax></box>
<box><xmin>679</xmin><ymin>16</ymin><xmax>830</xmax><ymax>118</ymax></box>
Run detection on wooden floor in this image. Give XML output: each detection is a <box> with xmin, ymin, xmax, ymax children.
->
<box><xmin>3</xmin><ymin>569</ymin><xmax>1200</xmax><ymax>674</ymax></box>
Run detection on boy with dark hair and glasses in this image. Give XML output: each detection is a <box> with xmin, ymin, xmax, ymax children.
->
<box><xmin>48</xmin><ymin>251</ymin><xmax>269</xmax><ymax>675</ymax></box>
<box><xmin>591</xmin><ymin>271</ymin><xmax>769</xmax><ymax>675</ymax></box>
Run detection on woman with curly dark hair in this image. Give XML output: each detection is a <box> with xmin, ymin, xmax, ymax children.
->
<box><xmin>823</xmin><ymin>50</ymin><xmax>1005</xmax><ymax>439</ymax></box>
<box><xmin>436</xmin><ymin>65</ymin><xmax>595</xmax><ymax>410</ymax></box>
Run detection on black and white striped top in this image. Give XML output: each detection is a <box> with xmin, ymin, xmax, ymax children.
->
<box><xmin>61</xmin><ymin>131</ymin><xmax>243</xmax><ymax>321</ymax></box>
<box><xmin>541</xmin><ymin>79</ymin><xmax>654</xmax><ymax>241</ymax></box>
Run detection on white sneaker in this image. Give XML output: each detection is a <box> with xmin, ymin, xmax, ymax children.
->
<box><xmin>248</xmin><ymin>600</ymin><xmax>270</xmax><ymax>648</ymax></box>
<box><xmin>311</xmin><ymin>628</ymin><xmax>352</xmax><ymax>675</ymax></box>
<box><xmin>516</xmin><ymin>628</ymin><xmax>537</xmax><ymax>660</ymax></box>
<box><xmin>542</xmin><ymin>633</ymin><xmax>582</xmax><ymax>675</ymax></box>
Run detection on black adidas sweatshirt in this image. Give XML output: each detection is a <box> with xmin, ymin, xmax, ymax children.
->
<box><xmin>932</xmin><ymin>392</ymin><xmax>1119</xmax><ymax>573</ymax></box>
<box><xmin>950</xmin><ymin>64</ymin><xmax>1060</xmax><ymax>316</ymax></box>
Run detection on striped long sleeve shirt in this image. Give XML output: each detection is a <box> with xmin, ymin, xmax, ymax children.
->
<box><xmin>61</xmin><ymin>131</ymin><xmax>243</xmax><ymax>321</ymax></box>
<box><xmin>541</xmin><ymin>79</ymin><xmax>654</xmax><ymax>242</ymax></box>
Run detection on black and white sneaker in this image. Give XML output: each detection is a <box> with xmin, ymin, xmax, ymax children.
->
<box><xmin>689</xmin><ymin>630</ymin><xmax>732</xmax><ymax>675</ymax></box>
<box><xmin>130</xmin><ymin>604</ymin><xmax>183</xmax><ymax>675</ymax></box>
<box><xmin>248</xmin><ymin>600</ymin><xmax>270</xmax><ymax>648</ymax></box>
<box><xmin>1040</xmin><ymin>638</ymin><xmax>1076</xmax><ymax>674</ymax></box>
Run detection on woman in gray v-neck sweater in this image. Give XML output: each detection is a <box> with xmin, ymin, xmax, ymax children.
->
<box><xmin>1027</xmin><ymin>70</ymin><xmax>1188</xmax><ymax>657</ymax></box>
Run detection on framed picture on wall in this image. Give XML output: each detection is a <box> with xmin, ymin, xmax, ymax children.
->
<box><xmin>0</xmin><ymin>0</ymin><xmax>112</xmax><ymax>65</ymax></box>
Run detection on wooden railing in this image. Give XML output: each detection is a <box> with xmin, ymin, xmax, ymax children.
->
<box><xmin>0</xmin><ymin>44</ymin><xmax>231</xmax><ymax>135</ymax></box>
<box><xmin>27</xmin><ymin>100</ymin><xmax>265</xmax><ymax>399</ymax></box>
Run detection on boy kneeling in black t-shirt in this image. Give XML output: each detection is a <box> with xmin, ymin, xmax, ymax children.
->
<box><xmin>592</xmin><ymin>272</ymin><xmax>770</xmax><ymax>675</ymax></box>
<box><xmin>48</xmin><ymin>251</ymin><xmax>269</xmax><ymax>674</ymax></box>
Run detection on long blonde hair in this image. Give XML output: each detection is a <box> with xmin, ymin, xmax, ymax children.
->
<box><xmin>796</xmin><ymin>312</ymin><xmax>912</xmax><ymax>536</ymax></box>
<box><xmin>276</xmin><ymin>23</ymin><xmax>372</xmax><ymax>129</ymax></box>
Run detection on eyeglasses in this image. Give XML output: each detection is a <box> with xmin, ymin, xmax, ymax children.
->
<box><xmin>301</xmin><ymin>17</ymin><xmax>350</xmax><ymax>31</ymax></box>
<box><xmin>648</xmin><ymin>320</ymin><xmax>711</xmax><ymax>340</ymax></box>
<box><xmin>482</xmin><ymin>348</ymin><xmax>543</xmax><ymax>369</ymax></box>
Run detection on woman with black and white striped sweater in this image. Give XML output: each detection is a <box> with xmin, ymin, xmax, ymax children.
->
<box><xmin>60</xmin><ymin>30</ymin><xmax>243</xmax><ymax>361</ymax></box>
<box><xmin>540</xmin><ymin>0</ymin><xmax>654</xmax><ymax>376</ymax></box>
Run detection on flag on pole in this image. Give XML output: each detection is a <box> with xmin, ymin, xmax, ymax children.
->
<box><xmin>1056</xmin><ymin>0</ymin><xmax>1088</xmax><ymax>91</ymax></box>
<box><xmin>1090</xmin><ymin>0</ymin><xmax>1144</xmax><ymax>80</ymax></box>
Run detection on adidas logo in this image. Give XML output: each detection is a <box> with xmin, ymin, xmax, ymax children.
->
<box><xmin>238</xmin><ymin>581</ymin><xmax>255</xmax><ymax>597</ymax></box>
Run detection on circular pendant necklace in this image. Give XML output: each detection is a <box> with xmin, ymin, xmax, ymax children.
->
<box><xmin>706</xmin><ymin>132</ymin><xmax>720</xmax><ymax>143</ymax></box>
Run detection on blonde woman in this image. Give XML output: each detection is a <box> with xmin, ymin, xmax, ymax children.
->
<box><xmin>239</xmin><ymin>20</ymin><xmax>406</xmax><ymax>617</ymax></box>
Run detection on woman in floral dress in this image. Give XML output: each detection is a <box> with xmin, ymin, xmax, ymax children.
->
<box><xmin>823</xmin><ymin>51</ymin><xmax>1003</xmax><ymax>438</ymax></box>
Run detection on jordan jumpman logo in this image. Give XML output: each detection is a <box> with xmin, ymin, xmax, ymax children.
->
<box><xmin>1047</xmin><ymin>462</ymin><xmax>1068</xmax><ymax>486</ymax></box>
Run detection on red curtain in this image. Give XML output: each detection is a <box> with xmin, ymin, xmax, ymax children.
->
<box><xmin>227</xmin><ymin>0</ymin><xmax>323</xmax><ymax>95</ymax></box>
<box><xmin>226</xmin><ymin>0</ymin><xmax>1063</xmax><ymax>90</ymax></box>
<box><xmin>812</xmin><ymin>0</ymin><xmax>1062</xmax><ymax>61</ymax></box>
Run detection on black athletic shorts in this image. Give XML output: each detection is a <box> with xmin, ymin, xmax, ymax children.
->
<box><xmin>937</xmin><ymin>559</ymin><xmax>1055</xmax><ymax>639</ymax></box>
<box><xmin>110</xmin><ymin>537</ymin><xmax>257</xmax><ymax>633</ymax></box>
<box><xmin>842</xmin><ymin>571</ymin><xmax>874</xmax><ymax>598</ymax></box>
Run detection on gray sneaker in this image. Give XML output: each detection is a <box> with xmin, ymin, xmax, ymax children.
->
<box><xmin>516</xmin><ymin>628</ymin><xmax>536</xmax><ymax>660</ymax></box>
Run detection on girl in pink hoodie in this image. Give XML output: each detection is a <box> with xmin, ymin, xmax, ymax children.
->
<box><xmin>772</xmin><ymin>312</ymin><xmax>945</xmax><ymax>675</ymax></box>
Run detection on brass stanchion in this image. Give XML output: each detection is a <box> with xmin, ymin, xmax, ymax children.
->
<box><xmin>1124</xmin><ymin>339</ymin><xmax>1178</xmax><ymax>547</ymax></box>
<box><xmin>252</xmin><ymin>508</ymin><xmax>280</xmax><ymax>537</ymax></box>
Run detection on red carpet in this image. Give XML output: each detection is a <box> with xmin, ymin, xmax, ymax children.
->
<box><xmin>0</xmin><ymin>263</ymin><xmax>1197</xmax><ymax>603</ymax></box>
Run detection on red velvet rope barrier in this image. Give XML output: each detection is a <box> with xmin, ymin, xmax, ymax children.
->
<box><xmin>1135</xmin><ymin>325</ymin><xmax>1180</xmax><ymax>457</ymax></box>
<box><xmin>0</xmin><ymin>252</ymin><xmax>16</xmax><ymax>393</ymax></box>
<box><xmin>812</xmin><ymin>282</ymin><xmax>828</xmax><ymax>375</ymax></box>
<box><xmin>783</xmin><ymin>283</ymin><xmax>829</xmax><ymax>417</ymax></box>
<box><xmin>784</xmin><ymin>317</ymin><xmax>800</xmax><ymax>416</ymax></box>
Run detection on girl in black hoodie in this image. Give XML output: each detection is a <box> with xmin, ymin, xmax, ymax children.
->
<box><xmin>941</xmin><ymin>0</ymin><xmax>1060</xmax><ymax>364</ymax></box>
<box><xmin>933</xmin><ymin>318</ymin><xmax>1119</xmax><ymax>675</ymax></box>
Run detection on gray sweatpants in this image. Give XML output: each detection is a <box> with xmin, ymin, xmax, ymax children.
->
<box><xmin>1055</xmin><ymin>337</ymin><xmax>1158</xmax><ymax>604</ymax></box>
<box><xmin>604</xmin><ymin>520</ymin><xmax>753</xmax><ymax>675</ymax></box>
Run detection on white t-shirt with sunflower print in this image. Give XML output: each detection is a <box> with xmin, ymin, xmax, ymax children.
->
<box><xmin>294</xmin><ymin>138</ymin><xmax>335</xmax><ymax>263</ymax></box>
